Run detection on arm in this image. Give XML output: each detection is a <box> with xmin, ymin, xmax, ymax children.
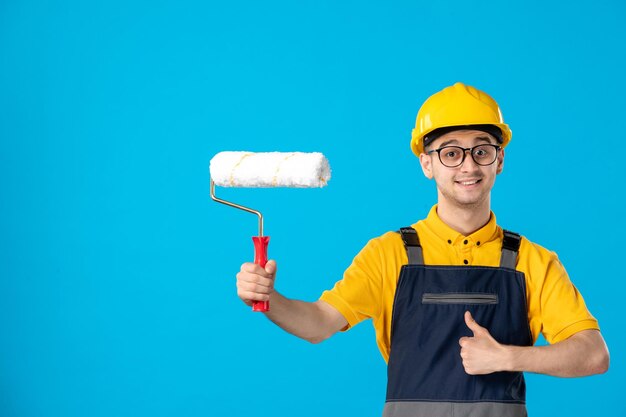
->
<box><xmin>236</xmin><ymin>260</ymin><xmax>348</xmax><ymax>344</ymax></box>
<box><xmin>504</xmin><ymin>328</ymin><xmax>609</xmax><ymax>377</ymax></box>
<box><xmin>459</xmin><ymin>311</ymin><xmax>609</xmax><ymax>377</ymax></box>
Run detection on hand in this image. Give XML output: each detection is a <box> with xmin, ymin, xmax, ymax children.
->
<box><xmin>236</xmin><ymin>260</ymin><xmax>277</xmax><ymax>307</ymax></box>
<box><xmin>459</xmin><ymin>311</ymin><xmax>509</xmax><ymax>375</ymax></box>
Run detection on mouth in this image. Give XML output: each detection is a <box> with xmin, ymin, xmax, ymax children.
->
<box><xmin>455</xmin><ymin>179</ymin><xmax>482</xmax><ymax>186</ymax></box>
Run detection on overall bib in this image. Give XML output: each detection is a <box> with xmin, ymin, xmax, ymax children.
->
<box><xmin>383</xmin><ymin>228</ymin><xmax>533</xmax><ymax>417</ymax></box>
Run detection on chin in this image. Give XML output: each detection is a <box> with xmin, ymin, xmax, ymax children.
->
<box><xmin>447</xmin><ymin>193</ymin><xmax>489</xmax><ymax>209</ymax></box>
<box><xmin>438</xmin><ymin>186</ymin><xmax>490</xmax><ymax>209</ymax></box>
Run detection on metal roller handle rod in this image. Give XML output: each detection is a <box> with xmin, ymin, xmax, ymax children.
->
<box><xmin>210</xmin><ymin>178</ymin><xmax>264</xmax><ymax>237</ymax></box>
<box><xmin>210</xmin><ymin>178</ymin><xmax>270</xmax><ymax>312</ymax></box>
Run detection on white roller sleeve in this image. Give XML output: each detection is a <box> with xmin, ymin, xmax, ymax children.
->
<box><xmin>209</xmin><ymin>151</ymin><xmax>331</xmax><ymax>188</ymax></box>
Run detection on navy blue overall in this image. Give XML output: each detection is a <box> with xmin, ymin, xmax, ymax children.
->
<box><xmin>383</xmin><ymin>227</ymin><xmax>533</xmax><ymax>417</ymax></box>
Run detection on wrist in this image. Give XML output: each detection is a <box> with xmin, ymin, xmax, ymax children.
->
<box><xmin>501</xmin><ymin>344</ymin><xmax>521</xmax><ymax>372</ymax></box>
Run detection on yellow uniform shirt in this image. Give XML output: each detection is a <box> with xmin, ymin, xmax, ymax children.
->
<box><xmin>319</xmin><ymin>205</ymin><xmax>599</xmax><ymax>363</ymax></box>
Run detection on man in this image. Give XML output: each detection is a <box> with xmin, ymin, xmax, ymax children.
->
<box><xmin>235</xmin><ymin>82</ymin><xmax>609</xmax><ymax>417</ymax></box>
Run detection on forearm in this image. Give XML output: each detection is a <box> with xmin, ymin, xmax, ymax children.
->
<box><xmin>502</xmin><ymin>330</ymin><xmax>609</xmax><ymax>377</ymax></box>
<box><xmin>264</xmin><ymin>292</ymin><xmax>341</xmax><ymax>344</ymax></box>
<box><xmin>236</xmin><ymin>261</ymin><xmax>346</xmax><ymax>343</ymax></box>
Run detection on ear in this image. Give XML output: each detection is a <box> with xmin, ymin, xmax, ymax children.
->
<box><xmin>496</xmin><ymin>148</ymin><xmax>505</xmax><ymax>175</ymax></box>
<box><xmin>419</xmin><ymin>152</ymin><xmax>434</xmax><ymax>179</ymax></box>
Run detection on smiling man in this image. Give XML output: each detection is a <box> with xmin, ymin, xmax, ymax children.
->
<box><xmin>235</xmin><ymin>82</ymin><xmax>609</xmax><ymax>417</ymax></box>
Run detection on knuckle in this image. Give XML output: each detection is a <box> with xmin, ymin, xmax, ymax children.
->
<box><xmin>237</xmin><ymin>272</ymin><xmax>260</xmax><ymax>285</ymax></box>
<box><xmin>241</xmin><ymin>291</ymin><xmax>259</xmax><ymax>301</ymax></box>
<box><xmin>253</xmin><ymin>284</ymin><xmax>268</xmax><ymax>294</ymax></box>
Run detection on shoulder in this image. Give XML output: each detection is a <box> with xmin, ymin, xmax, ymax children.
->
<box><xmin>350</xmin><ymin>229</ymin><xmax>408</xmax><ymax>270</ymax></box>
<box><xmin>359</xmin><ymin>229</ymin><xmax>405</xmax><ymax>257</ymax></box>
<box><xmin>515</xmin><ymin>233</ymin><xmax>570</xmax><ymax>293</ymax></box>
<box><xmin>517</xmin><ymin>233</ymin><xmax>561</xmax><ymax>266</ymax></box>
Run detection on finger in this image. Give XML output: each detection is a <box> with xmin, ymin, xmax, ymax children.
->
<box><xmin>237</xmin><ymin>289</ymin><xmax>270</xmax><ymax>302</ymax></box>
<box><xmin>241</xmin><ymin>262</ymin><xmax>273</xmax><ymax>277</ymax></box>
<box><xmin>463</xmin><ymin>365</ymin><xmax>477</xmax><ymax>375</ymax></box>
<box><xmin>265</xmin><ymin>259</ymin><xmax>277</xmax><ymax>275</ymax></box>
<box><xmin>236</xmin><ymin>271</ymin><xmax>274</xmax><ymax>288</ymax></box>
<box><xmin>237</xmin><ymin>280</ymin><xmax>272</xmax><ymax>294</ymax></box>
<box><xmin>459</xmin><ymin>336</ymin><xmax>470</xmax><ymax>347</ymax></box>
<box><xmin>464</xmin><ymin>311</ymin><xmax>484</xmax><ymax>335</ymax></box>
<box><xmin>461</xmin><ymin>358</ymin><xmax>479</xmax><ymax>375</ymax></box>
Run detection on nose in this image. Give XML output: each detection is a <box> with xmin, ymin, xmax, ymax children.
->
<box><xmin>459</xmin><ymin>149</ymin><xmax>480</xmax><ymax>171</ymax></box>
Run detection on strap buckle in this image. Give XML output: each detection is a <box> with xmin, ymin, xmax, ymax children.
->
<box><xmin>399</xmin><ymin>227</ymin><xmax>421</xmax><ymax>247</ymax></box>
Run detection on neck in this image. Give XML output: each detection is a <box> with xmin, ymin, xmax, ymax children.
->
<box><xmin>436</xmin><ymin>197</ymin><xmax>492</xmax><ymax>236</ymax></box>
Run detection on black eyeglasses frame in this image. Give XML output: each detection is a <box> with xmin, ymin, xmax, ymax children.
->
<box><xmin>426</xmin><ymin>144</ymin><xmax>502</xmax><ymax>168</ymax></box>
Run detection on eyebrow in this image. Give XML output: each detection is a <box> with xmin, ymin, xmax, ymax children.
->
<box><xmin>439</xmin><ymin>136</ymin><xmax>494</xmax><ymax>148</ymax></box>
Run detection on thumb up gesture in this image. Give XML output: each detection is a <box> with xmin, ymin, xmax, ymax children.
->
<box><xmin>459</xmin><ymin>311</ymin><xmax>510</xmax><ymax>375</ymax></box>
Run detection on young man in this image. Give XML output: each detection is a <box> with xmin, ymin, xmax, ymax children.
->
<box><xmin>235</xmin><ymin>82</ymin><xmax>609</xmax><ymax>417</ymax></box>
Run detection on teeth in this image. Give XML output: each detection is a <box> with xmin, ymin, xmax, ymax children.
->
<box><xmin>459</xmin><ymin>180</ymin><xmax>479</xmax><ymax>185</ymax></box>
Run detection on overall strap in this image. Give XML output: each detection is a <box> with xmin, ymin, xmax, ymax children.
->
<box><xmin>500</xmin><ymin>230</ymin><xmax>521</xmax><ymax>269</ymax></box>
<box><xmin>398</xmin><ymin>227</ymin><xmax>424</xmax><ymax>265</ymax></box>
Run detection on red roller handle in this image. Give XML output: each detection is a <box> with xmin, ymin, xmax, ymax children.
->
<box><xmin>252</xmin><ymin>236</ymin><xmax>270</xmax><ymax>312</ymax></box>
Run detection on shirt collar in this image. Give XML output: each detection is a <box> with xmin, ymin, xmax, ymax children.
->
<box><xmin>422</xmin><ymin>204</ymin><xmax>499</xmax><ymax>245</ymax></box>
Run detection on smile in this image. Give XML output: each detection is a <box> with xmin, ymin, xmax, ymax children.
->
<box><xmin>455</xmin><ymin>179</ymin><xmax>481</xmax><ymax>186</ymax></box>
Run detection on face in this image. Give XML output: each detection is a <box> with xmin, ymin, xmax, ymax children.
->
<box><xmin>419</xmin><ymin>130</ymin><xmax>505</xmax><ymax>209</ymax></box>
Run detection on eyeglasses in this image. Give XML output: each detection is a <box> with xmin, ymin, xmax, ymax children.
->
<box><xmin>427</xmin><ymin>144</ymin><xmax>501</xmax><ymax>168</ymax></box>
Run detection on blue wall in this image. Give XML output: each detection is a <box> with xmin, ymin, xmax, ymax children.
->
<box><xmin>1</xmin><ymin>1</ymin><xmax>624</xmax><ymax>416</ymax></box>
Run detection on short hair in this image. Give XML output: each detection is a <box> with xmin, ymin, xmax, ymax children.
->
<box><xmin>423</xmin><ymin>124</ymin><xmax>503</xmax><ymax>151</ymax></box>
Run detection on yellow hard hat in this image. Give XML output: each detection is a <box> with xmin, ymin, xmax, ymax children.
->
<box><xmin>410</xmin><ymin>82</ymin><xmax>512</xmax><ymax>156</ymax></box>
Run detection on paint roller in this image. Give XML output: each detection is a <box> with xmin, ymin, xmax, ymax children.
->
<box><xmin>209</xmin><ymin>151</ymin><xmax>331</xmax><ymax>312</ymax></box>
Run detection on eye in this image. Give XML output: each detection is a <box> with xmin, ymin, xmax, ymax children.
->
<box><xmin>444</xmin><ymin>150</ymin><xmax>458</xmax><ymax>158</ymax></box>
<box><xmin>473</xmin><ymin>145</ymin><xmax>494</xmax><ymax>158</ymax></box>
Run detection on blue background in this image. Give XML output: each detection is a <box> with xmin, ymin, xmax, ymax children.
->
<box><xmin>1</xmin><ymin>1</ymin><xmax>624</xmax><ymax>416</ymax></box>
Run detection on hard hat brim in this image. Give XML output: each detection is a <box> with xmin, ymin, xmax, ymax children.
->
<box><xmin>412</xmin><ymin>122</ymin><xmax>512</xmax><ymax>156</ymax></box>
